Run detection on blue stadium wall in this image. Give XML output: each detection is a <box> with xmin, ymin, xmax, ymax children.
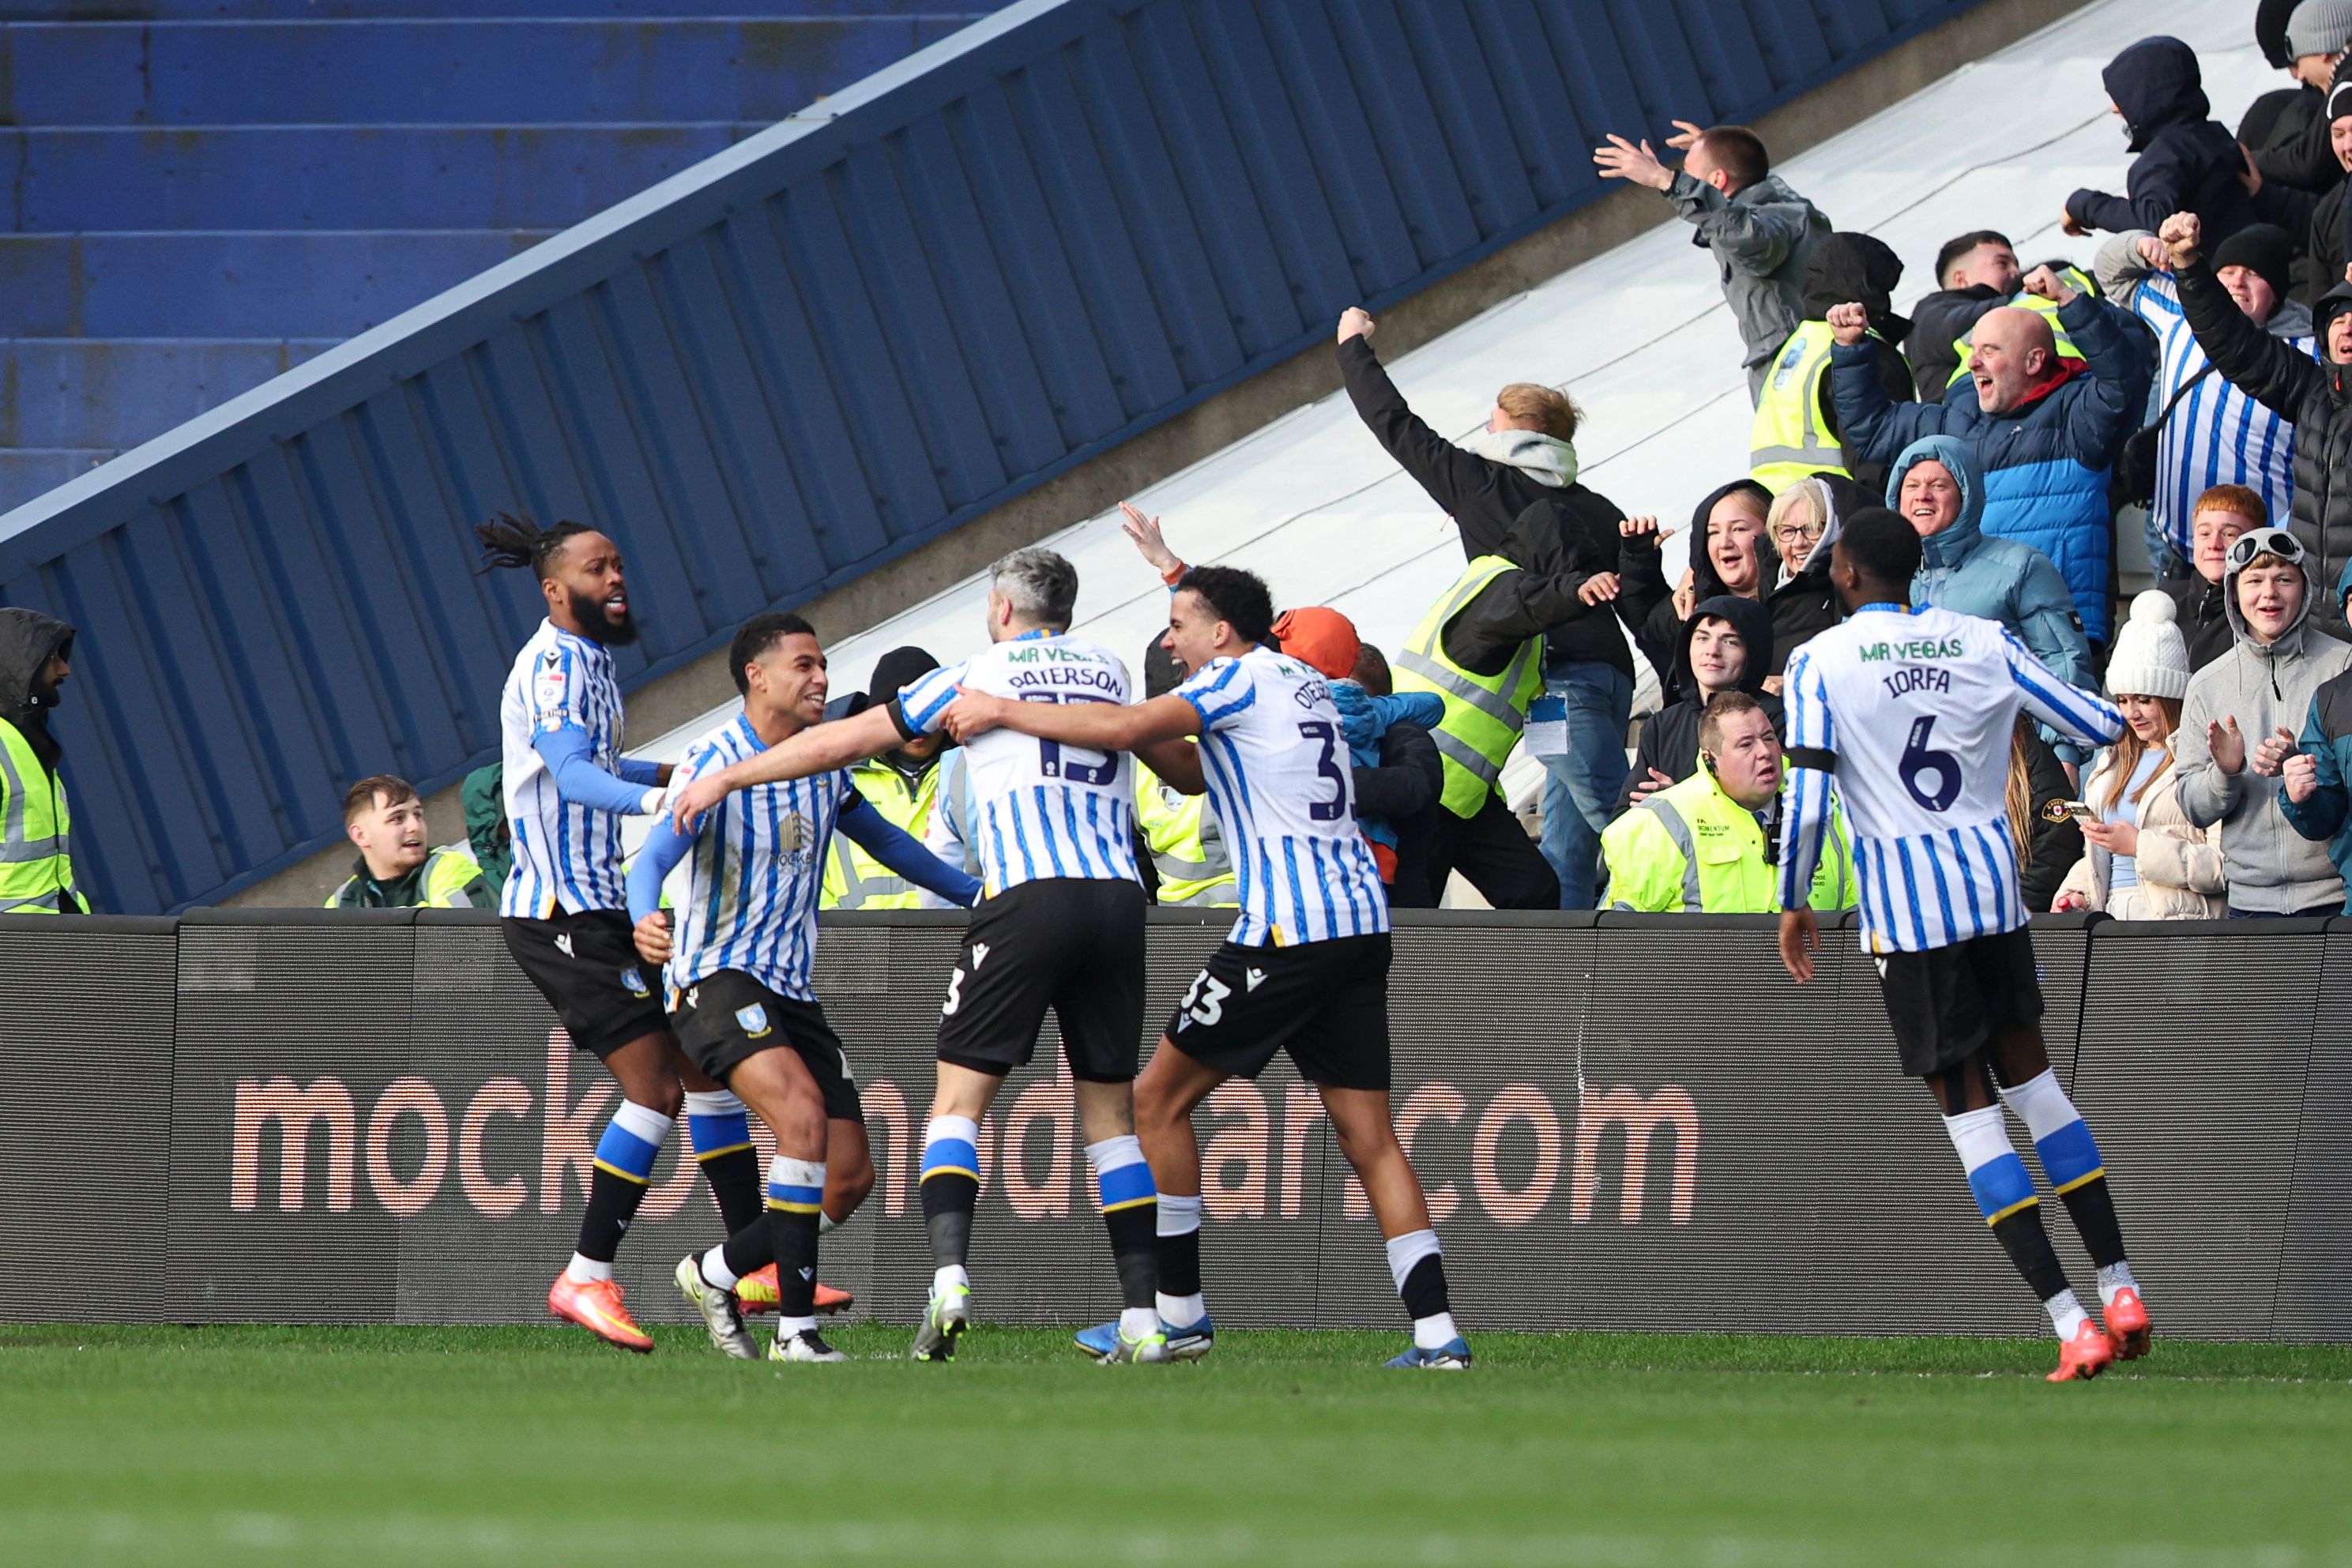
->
<box><xmin>0</xmin><ymin>0</ymin><xmax>1987</xmax><ymax>914</ymax></box>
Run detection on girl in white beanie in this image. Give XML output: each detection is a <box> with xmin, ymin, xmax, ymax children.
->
<box><xmin>2054</xmin><ymin>592</ymin><xmax>2226</xmax><ymax>918</ymax></box>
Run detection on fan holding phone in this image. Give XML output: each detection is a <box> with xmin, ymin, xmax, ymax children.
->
<box><xmin>2052</xmin><ymin>593</ymin><xmax>2226</xmax><ymax>919</ymax></box>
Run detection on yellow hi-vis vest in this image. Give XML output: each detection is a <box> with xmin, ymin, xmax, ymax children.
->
<box><xmin>1945</xmin><ymin>280</ymin><xmax>2090</xmax><ymax>391</ymax></box>
<box><xmin>1749</xmin><ymin>321</ymin><xmax>1850</xmax><ymax>494</ymax></box>
<box><xmin>323</xmin><ymin>844</ymin><xmax>487</xmax><ymax>909</ymax></box>
<box><xmin>0</xmin><ymin>716</ymin><xmax>84</xmax><ymax>915</ymax></box>
<box><xmin>821</xmin><ymin>756</ymin><xmax>938</xmax><ymax>910</ymax></box>
<box><xmin>1394</xmin><ymin>555</ymin><xmax>1544</xmax><ymax>820</ymax></box>
<box><xmin>1134</xmin><ymin>763</ymin><xmax>1236</xmax><ymax>907</ymax></box>
<box><xmin>1600</xmin><ymin>769</ymin><xmax>1857</xmax><ymax>914</ymax></box>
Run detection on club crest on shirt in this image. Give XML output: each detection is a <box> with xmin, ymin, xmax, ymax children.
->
<box><xmin>736</xmin><ymin>1003</ymin><xmax>772</xmax><ymax>1039</ymax></box>
<box><xmin>620</xmin><ymin>966</ymin><xmax>650</xmax><ymax>998</ymax></box>
<box><xmin>2040</xmin><ymin>798</ymin><xmax>2072</xmax><ymax>823</ymax></box>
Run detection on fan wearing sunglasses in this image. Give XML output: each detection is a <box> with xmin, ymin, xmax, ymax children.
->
<box><xmin>2173</xmin><ymin>527</ymin><xmax>2352</xmax><ymax>916</ymax></box>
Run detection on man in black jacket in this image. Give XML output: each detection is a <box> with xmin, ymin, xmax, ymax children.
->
<box><xmin>2241</xmin><ymin>0</ymin><xmax>2352</xmax><ymax>199</ymax></box>
<box><xmin>2161</xmin><ymin>209</ymin><xmax>2352</xmax><ymax>640</ymax></box>
<box><xmin>1338</xmin><ymin>306</ymin><xmax>1635</xmax><ymax>907</ymax></box>
<box><xmin>1400</xmin><ymin>502</ymin><xmax>1631</xmax><ymax>910</ymax></box>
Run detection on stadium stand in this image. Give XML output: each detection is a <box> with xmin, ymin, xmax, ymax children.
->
<box><xmin>0</xmin><ymin>2</ymin><xmax>984</xmax><ymax>513</ymax></box>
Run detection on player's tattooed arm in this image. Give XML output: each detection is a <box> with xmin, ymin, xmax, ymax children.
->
<box><xmin>667</xmin><ymin>705</ymin><xmax>902</xmax><ymax>833</ymax></box>
<box><xmin>942</xmin><ymin>689</ymin><xmax>1200</xmax><ymax>751</ymax></box>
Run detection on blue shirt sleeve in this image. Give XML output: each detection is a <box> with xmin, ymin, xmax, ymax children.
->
<box><xmin>532</xmin><ymin>726</ymin><xmax>658</xmax><ymax>815</ymax></box>
<box><xmin>627</xmin><ymin>817</ymin><xmax>692</xmax><ymax>923</ymax></box>
<box><xmin>1777</xmin><ymin>651</ymin><xmax>1835</xmax><ymax>911</ymax></box>
<box><xmin>615</xmin><ymin>755</ymin><xmax>663</xmax><ymax>786</ymax></box>
<box><xmin>892</xmin><ymin>660</ymin><xmax>971</xmax><ymax>739</ymax></box>
<box><xmin>837</xmin><ymin>792</ymin><xmax>982</xmax><ymax>907</ymax></box>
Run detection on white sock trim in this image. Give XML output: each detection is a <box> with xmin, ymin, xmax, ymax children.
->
<box><xmin>1413</xmin><ymin>1311</ymin><xmax>1460</xmax><ymax>1351</ymax></box>
<box><xmin>566</xmin><ymin>1252</ymin><xmax>613</xmax><ymax>1284</ymax></box>
<box><xmin>1997</xmin><ymin>1069</ymin><xmax>2082</xmax><ymax>1141</ymax></box>
<box><xmin>1156</xmin><ymin>1292</ymin><xmax>1206</xmax><ymax>1326</ymax></box>
<box><xmin>2097</xmin><ymin>1261</ymin><xmax>2139</xmax><ymax>1307</ymax></box>
<box><xmin>1383</xmin><ymin>1228</ymin><xmax>1442</xmax><ymax>1294</ymax></box>
<box><xmin>697</xmin><ymin>1248</ymin><xmax>739</xmax><ymax>1291</ymax></box>
<box><xmin>611</xmin><ymin>1099</ymin><xmax>674</xmax><ymax>1145</ymax></box>
<box><xmin>1940</xmin><ymin>1104</ymin><xmax>2015</xmax><ymax>1175</ymax></box>
<box><xmin>768</xmin><ymin>1154</ymin><xmax>826</xmax><ymax>1190</ymax></box>
<box><xmin>924</xmin><ymin>1114</ymin><xmax>980</xmax><ymax>1147</ymax></box>
<box><xmin>2045</xmin><ymin>1288</ymin><xmax>2089</xmax><ymax>1341</ymax></box>
<box><xmin>777</xmin><ymin>1314</ymin><xmax>817</xmax><ymax>1339</ymax></box>
<box><xmin>1157</xmin><ymin>1192</ymin><xmax>1203</xmax><ymax>1237</ymax></box>
<box><xmin>1083</xmin><ymin>1134</ymin><xmax>1146</xmax><ymax>1173</ymax></box>
<box><xmin>681</xmin><ymin>1089</ymin><xmax>745</xmax><ymax>1117</ymax></box>
<box><xmin>932</xmin><ymin>1265</ymin><xmax>969</xmax><ymax>1296</ymax></box>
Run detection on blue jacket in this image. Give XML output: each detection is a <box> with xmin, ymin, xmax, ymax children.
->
<box><xmin>1887</xmin><ymin>434</ymin><xmax>2098</xmax><ymax>758</ymax></box>
<box><xmin>2279</xmin><ymin>558</ymin><xmax>2352</xmax><ymax>911</ymax></box>
<box><xmin>1835</xmin><ymin>291</ymin><xmax>2147</xmax><ymax>644</ymax></box>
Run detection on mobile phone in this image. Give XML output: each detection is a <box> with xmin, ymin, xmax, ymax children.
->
<box><xmin>2060</xmin><ymin>799</ymin><xmax>2097</xmax><ymax>823</ymax></box>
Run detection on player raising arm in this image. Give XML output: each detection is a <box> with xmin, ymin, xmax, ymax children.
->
<box><xmin>627</xmin><ymin>613</ymin><xmax>978</xmax><ymax>1362</ymax></box>
<box><xmin>942</xmin><ymin>564</ymin><xmax>1472</xmax><ymax>1370</ymax></box>
<box><xmin>1774</xmin><ymin>508</ymin><xmax>2151</xmax><ymax>1383</ymax></box>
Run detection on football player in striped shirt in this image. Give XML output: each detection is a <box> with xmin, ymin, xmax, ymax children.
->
<box><xmin>940</xmin><ymin>563</ymin><xmax>1471</xmax><ymax>1370</ymax></box>
<box><xmin>627</xmin><ymin>612</ymin><xmax>979</xmax><ymax>1362</ymax></box>
<box><xmin>481</xmin><ymin>513</ymin><xmax>766</xmax><ymax>1354</ymax></box>
<box><xmin>667</xmin><ymin>549</ymin><xmax>1172</xmax><ymax>1364</ymax></box>
<box><xmin>1775</xmin><ymin>509</ymin><xmax>2153</xmax><ymax>1382</ymax></box>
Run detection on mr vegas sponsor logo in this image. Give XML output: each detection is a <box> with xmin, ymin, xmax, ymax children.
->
<box><xmin>231</xmin><ymin>1043</ymin><xmax>1697</xmax><ymax>1228</ymax></box>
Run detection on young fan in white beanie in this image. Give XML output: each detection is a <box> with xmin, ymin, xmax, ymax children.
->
<box><xmin>2054</xmin><ymin>592</ymin><xmax>2225</xmax><ymax>918</ymax></box>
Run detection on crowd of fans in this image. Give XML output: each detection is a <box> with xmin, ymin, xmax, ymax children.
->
<box><xmin>17</xmin><ymin>14</ymin><xmax>2352</xmax><ymax>930</ymax></box>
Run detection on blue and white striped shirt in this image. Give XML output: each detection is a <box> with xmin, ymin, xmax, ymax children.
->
<box><xmin>664</xmin><ymin>715</ymin><xmax>853</xmax><ymax>1004</ymax></box>
<box><xmin>2128</xmin><ymin>273</ymin><xmax>2312</xmax><ymax>555</ymax></box>
<box><xmin>893</xmin><ymin>631</ymin><xmax>1142</xmax><ymax>895</ymax></box>
<box><xmin>1176</xmin><ymin>647</ymin><xmax>1389</xmax><ymax>948</ymax></box>
<box><xmin>1778</xmin><ymin>604</ymin><xmax>2121</xmax><ymax>953</ymax></box>
<box><xmin>500</xmin><ymin>619</ymin><xmax>631</xmax><ymax>918</ymax></box>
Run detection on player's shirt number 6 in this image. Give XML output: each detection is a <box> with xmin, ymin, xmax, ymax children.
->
<box><xmin>1900</xmin><ymin>716</ymin><xmax>1961</xmax><ymax>812</ymax></box>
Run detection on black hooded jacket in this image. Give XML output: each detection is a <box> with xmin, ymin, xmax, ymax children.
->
<box><xmin>1620</xmin><ymin>479</ymin><xmax>1773</xmax><ymax>686</ymax></box>
<box><xmin>2176</xmin><ymin>257</ymin><xmax>2352</xmax><ymax>638</ymax></box>
<box><xmin>2065</xmin><ymin>37</ymin><xmax>2257</xmax><ymax>244</ymax></box>
<box><xmin>1801</xmin><ymin>233</ymin><xmax>1914</xmax><ymax>490</ymax></box>
<box><xmin>2161</xmin><ymin>571</ymin><xmax>2238</xmax><ymax>672</ymax></box>
<box><xmin>1338</xmin><ymin>335</ymin><xmax>1635</xmax><ymax>678</ymax></box>
<box><xmin>1615</xmin><ymin>593</ymin><xmax>1782</xmax><ymax>814</ymax></box>
<box><xmin>0</xmin><ymin>608</ymin><xmax>74</xmax><ymax>771</ymax></box>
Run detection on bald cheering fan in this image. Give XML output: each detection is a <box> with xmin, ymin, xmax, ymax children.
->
<box><xmin>1827</xmin><ymin>266</ymin><xmax>2148</xmax><ymax>652</ymax></box>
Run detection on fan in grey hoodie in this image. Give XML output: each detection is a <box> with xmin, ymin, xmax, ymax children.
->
<box><xmin>2172</xmin><ymin>527</ymin><xmax>2352</xmax><ymax>914</ymax></box>
<box><xmin>1594</xmin><ymin>121</ymin><xmax>1829</xmax><ymax>402</ymax></box>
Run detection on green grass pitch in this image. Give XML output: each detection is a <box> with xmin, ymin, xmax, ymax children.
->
<box><xmin>5</xmin><ymin>1324</ymin><xmax>2351</xmax><ymax>1566</ymax></box>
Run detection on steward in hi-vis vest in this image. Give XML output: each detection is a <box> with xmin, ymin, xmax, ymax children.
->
<box><xmin>0</xmin><ymin>608</ymin><xmax>87</xmax><ymax>916</ymax></box>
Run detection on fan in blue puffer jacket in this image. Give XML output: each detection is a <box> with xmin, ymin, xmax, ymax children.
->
<box><xmin>1829</xmin><ymin>266</ymin><xmax>2150</xmax><ymax>648</ymax></box>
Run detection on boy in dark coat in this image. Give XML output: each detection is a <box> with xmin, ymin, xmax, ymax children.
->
<box><xmin>2064</xmin><ymin>37</ymin><xmax>2259</xmax><ymax>246</ymax></box>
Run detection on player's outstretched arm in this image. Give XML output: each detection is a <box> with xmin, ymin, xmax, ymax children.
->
<box><xmin>668</xmin><ymin>705</ymin><xmax>902</xmax><ymax>833</ymax></box>
<box><xmin>837</xmin><ymin>795</ymin><xmax>982</xmax><ymax>907</ymax></box>
<box><xmin>943</xmin><ymin>689</ymin><xmax>1200</xmax><ymax>751</ymax></box>
<box><xmin>1999</xmin><ymin>629</ymin><xmax>2124</xmax><ymax>749</ymax></box>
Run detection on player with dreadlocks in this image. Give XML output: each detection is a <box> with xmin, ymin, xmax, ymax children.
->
<box><xmin>478</xmin><ymin>512</ymin><xmax>766</xmax><ymax>1352</ymax></box>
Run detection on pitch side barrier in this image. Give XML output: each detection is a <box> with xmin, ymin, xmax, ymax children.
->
<box><xmin>0</xmin><ymin>908</ymin><xmax>2343</xmax><ymax>1341</ymax></box>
